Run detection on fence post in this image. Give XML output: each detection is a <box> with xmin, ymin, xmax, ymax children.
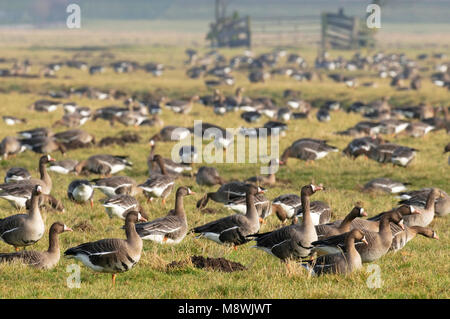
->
<box><xmin>321</xmin><ymin>12</ymin><xmax>328</xmax><ymax>51</ymax></box>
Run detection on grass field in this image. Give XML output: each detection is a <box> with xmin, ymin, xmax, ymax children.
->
<box><xmin>0</xmin><ymin>30</ymin><xmax>449</xmax><ymax>299</ymax></box>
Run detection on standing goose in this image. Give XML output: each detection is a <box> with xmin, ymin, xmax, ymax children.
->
<box><xmin>196</xmin><ymin>181</ymin><xmax>249</xmax><ymax>209</ymax></box>
<box><xmin>390</xmin><ymin>226</ymin><xmax>439</xmax><ymax>252</ymax></box>
<box><xmin>0</xmin><ymin>185</ymin><xmax>45</xmax><ymax>251</ymax></box>
<box><xmin>1</xmin><ymin>136</ymin><xmax>27</xmax><ymax>159</ymax></box>
<box><xmin>302</xmin><ymin>229</ymin><xmax>368</xmax><ymax>276</ymax></box>
<box><xmin>195</xmin><ymin>166</ymin><xmax>225</xmax><ymax>186</ymax></box>
<box><xmin>74</xmin><ymin>154</ymin><xmax>132</xmax><ymax>176</ymax></box>
<box><xmin>139</xmin><ymin>155</ymin><xmax>176</xmax><ymax>205</ymax></box>
<box><xmin>398</xmin><ymin>188</ymin><xmax>449</xmax><ymax>217</ymax></box>
<box><xmin>312</xmin><ymin>210</ymin><xmax>406</xmax><ymax>263</ymax></box>
<box><xmin>102</xmin><ymin>195</ymin><xmax>148</xmax><ymax>220</ymax></box>
<box><xmin>193</xmin><ymin>184</ymin><xmax>264</xmax><ymax>248</ymax></box>
<box><xmin>64</xmin><ymin>211</ymin><xmax>147</xmax><ymax>286</ymax></box>
<box><xmin>135</xmin><ymin>186</ymin><xmax>194</xmax><ymax>243</ymax></box>
<box><xmin>149</xmin><ymin>125</ymin><xmax>191</xmax><ymax>143</ymax></box>
<box><xmin>67</xmin><ymin>180</ymin><xmax>94</xmax><ymax>207</ymax></box>
<box><xmin>315</xmin><ymin>205</ymin><xmax>367</xmax><ymax>240</ymax></box>
<box><xmin>398</xmin><ymin>188</ymin><xmax>440</xmax><ymax>227</ymax></box>
<box><xmin>280</xmin><ymin>139</ymin><xmax>338</xmax><ymax>165</ymax></box>
<box><xmin>19</xmin><ymin>136</ymin><xmax>66</xmax><ymax>155</ymax></box>
<box><xmin>248</xmin><ymin>184</ymin><xmax>324</xmax><ymax>261</ymax></box>
<box><xmin>4</xmin><ymin>167</ymin><xmax>31</xmax><ymax>183</ymax></box>
<box><xmin>91</xmin><ymin>176</ymin><xmax>139</xmax><ymax>197</ymax></box>
<box><xmin>0</xmin><ymin>222</ymin><xmax>72</xmax><ymax>269</ymax></box>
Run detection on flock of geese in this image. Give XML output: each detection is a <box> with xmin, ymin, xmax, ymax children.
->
<box><xmin>0</xmin><ymin>48</ymin><xmax>449</xmax><ymax>287</ymax></box>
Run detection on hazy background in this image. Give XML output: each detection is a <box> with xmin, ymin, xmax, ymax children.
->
<box><xmin>0</xmin><ymin>0</ymin><xmax>449</xmax><ymax>48</ymax></box>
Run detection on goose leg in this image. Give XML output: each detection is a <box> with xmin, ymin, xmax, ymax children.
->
<box><xmin>112</xmin><ymin>273</ymin><xmax>116</xmax><ymax>286</ymax></box>
<box><xmin>161</xmin><ymin>198</ymin><xmax>166</xmax><ymax>206</ymax></box>
<box><xmin>14</xmin><ymin>246</ymin><xmax>19</xmax><ymax>252</ymax></box>
<box><xmin>90</xmin><ymin>199</ymin><xmax>94</xmax><ymax>208</ymax></box>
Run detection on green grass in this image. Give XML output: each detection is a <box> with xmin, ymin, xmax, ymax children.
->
<box><xmin>0</xmin><ymin>38</ymin><xmax>449</xmax><ymax>299</ymax></box>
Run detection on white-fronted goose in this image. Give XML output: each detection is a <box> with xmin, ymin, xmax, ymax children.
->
<box><xmin>48</xmin><ymin>159</ymin><xmax>79</xmax><ymax>175</ymax></box>
<box><xmin>293</xmin><ymin>201</ymin><xmax>332</xmax><ymax>226</ymax></box>
<box><xmin>196</xmin><ymin>181</ymin><xmax>249</xmax><ymax>209</ymax></box>
<box><xmin>193</xmin><ymin>184</ymin><xmax>264</xmax><ymax>248</ymax></box>
<box><xmin>398</xmin><ymin>188</ymin><xmax>449</xmax><ymax>217</ymax></box>
<box><xmin>0</xmin><ymin>155</ymin><xmax>54</xmax><ymax>208</ymax></box>
<box><xmin>271</xmin><ymin>194</ymin><xmax>302</xmax><ymax>222</ymax></box>
<box><xmin>149</xmin><ymin>125</ymin><xmax>191</xmax><ymax>142</ymax></box>
<box><xmin>398</xmin><ymin>188</ymin><xmax>440</xmax><ymax>227</ymax></box>
<box><xmin>135</xmin><ymin>187</ymin><xmax>194</xmax><ymax>243</ymax></box>
<box><xmin>68</xmin><ymin>180</ymin><xmax>94</xmax><ymax>207</ymax></box>
<box><xmin>17</xmin><ymin>127</ymin><xmax>52</xmax><ymax>139</ymax></box>
<box><xmin>139</xmin><ymin>155</ymin><xmax>176</xmax><ymax>205</ymax></box>
<box><xmin>342</xmin><ymin>136</ymin><xmax>384</xmax><ymax>158</ymax></box>
<box><xmin>302</xmin><ymin>229</ymin><xmax>367</xmax><ymax>276</ymax></box>
<box><xmin>390</xmin><ymin>226</ymin><xmax>438</xmax><ymax>252</ymax></box>
<box><xmin>29</xmin><ymin>99</ymin><xmax>61</xmax><ymax>112</ymax></box>
<box><xmin>64</xmin><ymin>211</ymin><xmax>146</xmax><ymax>286</ymax></box>
<box><xmin>4</xmin><ymin>167</ymin><xmax>31</xmax><ymax>183</ymax></box>
<box><xmin>92</xmin><ymin>176</ymin><xmax>139</xmax><ymax>197</ymax></box>
<box><xmin>368</xmin><ymin>143</ymin><xmax>417</xmax><ymax>167</ymax></box>
<box><xmin>147</xmin><ymin>142</ymin><xmax>191</xmax><ymax>176</ymax></box>
<box><xmin>405</xmin><ymin>121</ymin><xmax>435</xmax><ymax>138</ymax></box>
<box><xmin>312</xmin><ymin>210</ymin><xmax>405</xmax><ymax>262</ymax></box>
<box><xmin>53</xmin><ymin>129</ymin><xmax>95</xmax><ymax>148</ymax></box>
<box><xmin>74</xmin><ymin>154</ymin><xmax>132</xmax><ymax>176</ymax></box>
<box><xmin>224</xmin><ymin>192</ymin><xmax>272</xmax><ymax>222</ymax></box>
<box><xmin>249</xmin><ymin>184</ymin><xmax>324</xmax><ymax>261</ymax></box>
<box><xmin>1</xmin><ymin>136</ymin><xmax>26</xmax><ymax>159</ymax></box>
<box><xmin>363</xmin><ymin>178</ymin><xmax>409</xmax><ymax>194</ymax></box>
<box><xmin>19</xmin><ymin>136</ymin><xmax>66</xmax><ymax>155</ymax></box>
<box><xmin>315</xmin><ymin>205</ymin><xmax>367</xmax><ymax>240</ymax></box>
<box><xmin>245</xmin><ymin>159</ymin><xmax>278</xmax><ymax>186</ymax></box>
<box><xmin>3</xmin><ymin>116</ymin><xmax>26</xmax><ymax>126</ymax></box>
<box><xmin>25</xmin><ymin>193</ymin><xmax>65</xmax><ymax>213</ymax></box>
<box><xmin>102</xmin><ymin>195</ymin><xmax>147</xmax><ymax>220</ymax></box>
<box><xmin>195</xmin><ymin>166</ymin><xmax>225</xmax><ymax>186</ymax></box>
<box><xmin>0</xmin><ymin>185</ymin><xmax>45</xmax><ymax>251</ymax></box>
<box><xmin>164</xmin><ymin>95</ymin><xmax>199</xmax><ymax>114</ymax></box>
<box><xmin>0</xmin><ymin>222</ymin><xmax>72</xmax><ymax>269</ymax></box>
<box><xmin>316</xmin><ymin>107</ymin><xmax>331</xmax><ymax>122</ymax></box>
<box><xmin>280</xmin><ymin>139</ymin><xmax>338</xmax><ymax>164</ymax></box>
<box><xmin>379</xmin><ymin>119</ymin><xmax>409</xmax><ymax>135</ymax></box>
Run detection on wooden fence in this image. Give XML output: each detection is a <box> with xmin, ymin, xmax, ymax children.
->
<box><xmin>321</xmin><ymin>9</ymin><xmax>375</xmax><ymax>50</ymax></box>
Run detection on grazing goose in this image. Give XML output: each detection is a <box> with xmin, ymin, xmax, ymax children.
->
<box><xmin>3</xmin><ymin>116</ymin><xmax>26</xmax><ymax>126</ymax></box>
<box><xmin>25</xmin><ymin>193</ymin><xmax>65</xmax><ymax>213</ymax></box>
<box><xmin>193</xmin><ymin>184</ymin><xmax>264</xmax><ymax>248</ymax></box>
<box><xmin>293</xmin><ymin>201</ymin><xmax>332</xmax><ymax>226</ymax></box>
<box><xmin>135</xmin><ymin>186</ymin><xmax>194</xmax><ymax>243</ymax></box>
<box><xmin>164</xmin><ymin>96</ymin><xmax>199</xmax><ymax>114</ymax></box>
<box><xmin>53</xmin><ymin>129</ymin><xmax>95</xmax><ymax>149</ymax></box>
<box><xmin>245</xmin><ymin>159</ymin><xmax>278</xmax><ymax>186</ymax></box>
<box><xmin>224</xmin><ymin>192</ymin><xmax>272</xmax><ymax>222</ymax></box>
<box><xmin>74</xmin><ymin>154</ymin><xmax>132</xmax><ymax>176</ymax></box>
<box><xmin>195</xmin><ymin>166</ymin><xmax>225</xmax><ymax>186</ymax></box>
<box><xmin>139</xmin><ymin>155</ymin><xmax>176</xmax><ymax>205</ymax></box>
<box><xmin>368</xmin><ymin>143</ymin><xmax>417</xmax><ymax>167</ymax></box>
<box><xmin>196</xmin><ymin>181</ymin><xmax>249</xmax><ymax>209</ymax></box>
<box><xmin>0</xmin><ymin>185</ymin><xmax>45</xmax><ymax>251</ymax></box>
<box><xmin>342</xmin><ymin>136</ymin><xmax>384</xmax><ymax>159</ymax></box>
<box><xmin>302</xmin><ymin>229</ymin><xmax>368</xmax><ymax>276</ymax></box>
<box><xmin>17</xmin><ymin>127</ymin><xmax>52</xmax><ymax>139</ymax></box>
<box><xmin>315</xmin><ymin>205</ymin><xmax>367</xmax><ymax>240</ymax></box>
<box><xmin>362</xmin><ymin>178</ymin><xmax>409</xmax><ymax>194</ymax></box>
<box><xmin>102</xmin><ymin>195</ymin><xmax>148</xmax><ymax>220</ymax></box>
<box><xmin>64</xmin><ymin>211</ymin><xmax>146</xmax><ymax>286</ymax></box>
<box><xmin>67</xmin><ymin>180</ymin><xmax>94</xmax><ymax>207</ymax></box>
<box><xmin>19</xmin><ymin>136</ymin><xmax>66</xmax><ymax>155</ymax></box>
<box><xmin>4</xmin><ymin>167</ymin><xmax>31</xmax><ymax>183</ymax></box>
<box><xmin>280</xmin><ymin>139</ymin><xmax>338</xmax><ymax>164</ymax></box>
<box><xmin>91</xmin><ymin>176</ymin><xmax>139</xmax><ymax>197</ymax></box>
<box><xmin>316</xmin><ymin>107</ymin><xmax>331</xmax><ymax>122</ymax></box>
<box><xmin>0</xmin><ymin>222</ymin><xmax>72</xmax><ymax>269</ymax></box>
<box><xmin>405</xmin><ymin>121</ymin><xmax>435</xmax><ymax>138</ymax></box>
<box><xmin>1</xmin><ymin>136</ymin><xmax>26</xmax><ymax>159</ymax></box>
<box><xmin>312</xmin><ymin>210</ymin><xmax>405</xmax><ymax>263</ymax></box>
<box><xmin>149</xmin><ymin>125</ymin><xmax>191</xmax><ymax>142</ymax></box>
<box><xmin>398</xmin><ymin>188</ymin><xmax>449</xmax><ymax>217</ymax></box>
<box><xmin>29</xmin><ymin>99</ymin><xmax>60</xmax><ymax>112</ymax></box>
<box><xmin>390</xmin><ymin>226</ymin><xmax>438</xmax><ymax>252</ymax></box>
<box><xmin>248</xmin><ymin>184</ymin><xmax>324</xmax><ymax>261</ymax></box>
<box><xmin>271</xmin><ymin>194</ymin><xmax>302</xmax><ymax>222</ymax></box>
<box><xmin>0</xmin><ymin>155</ymin><xmax>54</xmax><ymax>208</ymax></box>
<box><xmin>48</xmin><ymin>159</ymin><xmax>79</xmax><ymax>175</ymax></box>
